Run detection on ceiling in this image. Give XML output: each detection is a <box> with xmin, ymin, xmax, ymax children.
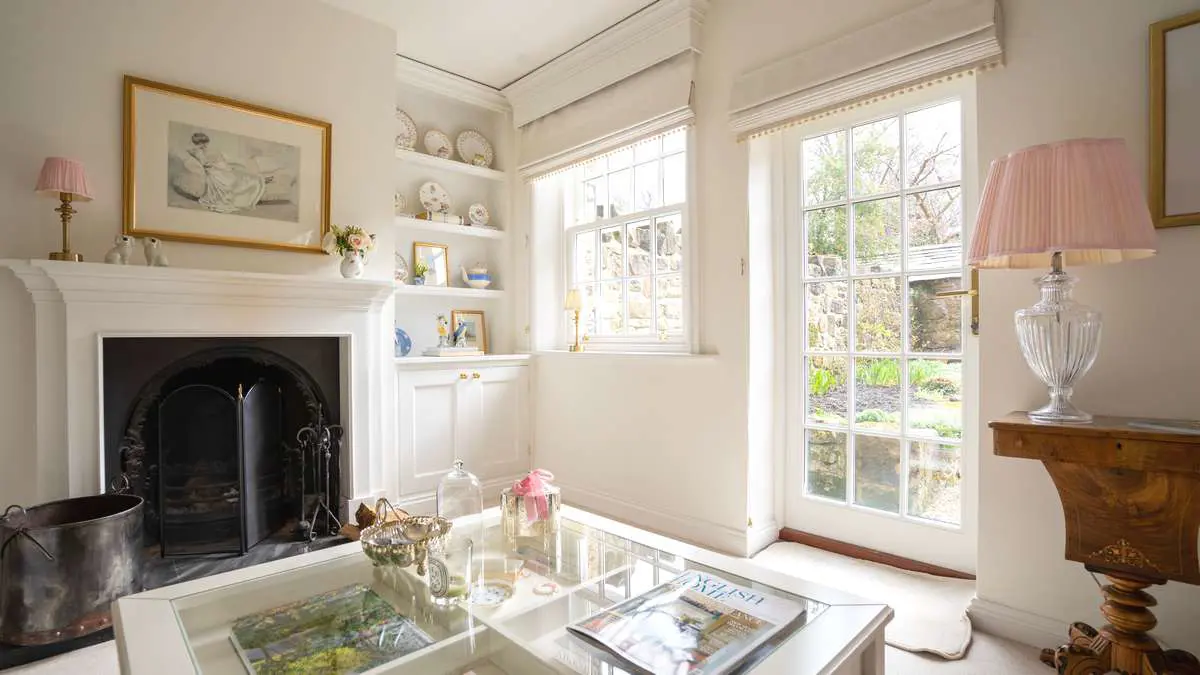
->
<box><xmin>320</xmin><ymin>0</ymin><xmax>659</xmax><ymax>89</ymax></box>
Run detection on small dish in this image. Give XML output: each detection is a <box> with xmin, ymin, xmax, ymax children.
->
<box><xmin>394</xmin><ymin>191</ymin><xmax>408</xmax><ymax>216</ymax></box>
<box><xmin>419</xmin><ymin>182</ymin><xmax>451</xmax><ymax>214</ymax></box>
<box><xmin>456</xmin><ymin>130</ymin><xmax>494</xmax><ymax>168</ymax></box>
<box><xmin>468</xmin><ymin>203</ymin><xmax>490</xmax><ymax>226</ymax></box>
<box><xmin>395</xmin><ymin>109</ymin><xmax>418</xmax><ymax>150</ymax></box>
<box><xmin>394</xmin><ymin>253</ymin><xmax>409</xmax><ymax>283</ymax></box>
<box><xmin>424</xmin><ymin>130</ymin><xmax>453</xmax><ymax>159</ymax></box>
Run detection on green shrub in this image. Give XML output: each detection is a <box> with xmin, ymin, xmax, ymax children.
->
<box><xmin>855</xmin><ymin>409</ymin><xmax>895</xmax><ymax>424</ymax></box>
<box><xmin>909</xmin><ymin>360</ymin><xmax>941</xmax><ymax>387</ymax></box>
<box><xmin>810</xmin><ymin>367</ymin><xmax>839</xmax><ymax>396</ymax></box>
<box><xmin>912</xmin><ymin>419</ymin><xmax>963</xmax><ymax>439</ymax></box>
<box><xmin>857</xmin><ymin>359</ymin><xmax>900</xmax><ymax>387</ymax></box>
<box><xmin>919</xmin><ymin>376</ymin><xmax>961</xmax><ymax>399</ymax></box>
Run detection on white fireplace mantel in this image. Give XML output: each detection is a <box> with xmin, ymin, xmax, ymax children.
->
<box><xmin>1</xmin><ymin>259</ymin><xmax>394</xmax><ymax>507</ymax></box>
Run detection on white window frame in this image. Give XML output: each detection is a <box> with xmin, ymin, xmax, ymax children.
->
<box><xmin>553</xmin><ymin>126</ymin><xmax>696</xmax><ymax>354</ymax></box>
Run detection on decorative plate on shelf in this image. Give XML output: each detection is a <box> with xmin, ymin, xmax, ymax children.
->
<box><xmin>424</xmin><ymin>130</ymin><xmax>453</xmax><ymax>159</ymax></box>
<box><xmin>394</xmin><ymin>252</ymin><xmax>409</xmax><ymax>283</ymax></box>
<box><xmin>456</xmin><ymin>130</ymin><xmax>494</xmax><ymax>168</ymax></box>
<box><xmin>418</xmin><ymin>182</ymin><xmax>451</xmax><ymax>214</ymax></box>
<box><xmin>467</xmin><ymin>203</ymin><xmax>490</xmax><ymax>226</ymax></box>
<box><xmin>395</xmin><ymin>108</ymin><xmax>417</xmax><ymax>150</ymax></box>
<box><xmin>394</xmin><ymin>191</ymin><xmax>408</xmax><ymax>216</ymax></box>
<box><xmin>394</xmin><ymin>327</ymin><xmax>413</xmax><ymax>357</ymax></box>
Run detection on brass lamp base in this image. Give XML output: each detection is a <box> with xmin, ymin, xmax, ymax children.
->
<box><xmin>48</xmin><ymin>251</ymin><xmax>83</xmax><ymax>262</ymax></box>
<box><xmin>48</xmin><ymin>193</ymin><xmax>83</xmax><ymax>263</ymax></box>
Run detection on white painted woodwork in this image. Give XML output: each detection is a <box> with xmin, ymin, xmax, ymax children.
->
<box><xmin>396</xmin><ymin>363</ymin><xmax>529</xmax><ymax>498</ymax></box>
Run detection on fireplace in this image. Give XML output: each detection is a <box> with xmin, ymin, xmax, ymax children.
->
<box><xmin>103</xmin><ymin>337</ymin><xmax>342</xmax><ymax>557</ymax></box>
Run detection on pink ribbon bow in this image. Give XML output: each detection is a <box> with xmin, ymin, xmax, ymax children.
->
<box><xmin>513</xmin><ymin>469</ymin><xmax>555</xmax><ymax>522</ymax></box>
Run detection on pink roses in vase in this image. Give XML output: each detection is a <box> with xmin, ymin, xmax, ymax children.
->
<box><xmin>323</xmin><ymin>225</ymin><xmax>376</xmax><ymax>279</ymax></box>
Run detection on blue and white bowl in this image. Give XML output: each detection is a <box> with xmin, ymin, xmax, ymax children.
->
<box><xmin>394</xmin><ymin>327</ymin><xmax>413</xmax><ymax>357</ymax></box>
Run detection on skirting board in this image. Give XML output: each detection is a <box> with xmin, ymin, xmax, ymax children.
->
<box><xmin>748</xmin><ymin>519</ymin><xmax>780</xmax><ymax>556</ymax></box>
<box><xmin>556</xmin><ymin>482</ymin><xmax>749</xmax><ymax>555</ymax></box>
<box><xmin>967</xmin><ymin>597</ymin><xmax>1068</xmax><ymax>649</ymax></box>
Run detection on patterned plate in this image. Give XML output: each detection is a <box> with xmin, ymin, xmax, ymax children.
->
<box><xmin>395</xmin><ymin>108</ymin><xmax>417</xmax><ymax>151</ymax></box>
<box><xmin>468</xmin><ymin>203</ymin><xmax>490</xmax><ymax>226</ymax></box>
<box><xmin>394</xmin><ymin>191</ymin><xmax>408</xmax><ymax>216</ymax></box>
<box><xmin>394</xmin><ymin>252</ymin><xmax>409</xmax><ymax>283</ymax></box>
<box><xmin>456</xmin><ymin>130</ymin><xmax>494</xmax><ymax>167</ymax></box>
<box><xmin>424</xmin><ymin>130</ymin><xmax>453</xmax><ymax>159</ymax></box>
<box><xmin>419</xmin><ymin>181</ymin><xmax>451</xmax><ymax>214</ymax></box>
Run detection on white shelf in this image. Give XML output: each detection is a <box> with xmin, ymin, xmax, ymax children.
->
<box><xmin>394</xmin><ymin>354</ymin><xmax>532</xmax><ymax>367</ymax></box>
<box><xmin>394</xmin><ymin>284</ymin><xmax>506</xmax><ymax>299</ymax></box>
<box><xmin>393</xmin><ymin>215</ymin><xmax>506</xmax><ymax>240</ymax></box>
<box><xmin>395</xmin><ymin>148</ymin><xmax>506</xmax><ymax>182</ymax></box>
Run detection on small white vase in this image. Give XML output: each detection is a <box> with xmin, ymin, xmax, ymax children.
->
<box><xmin>340</xmin><ymin>250</ymin><xmax>364</xmax><ymax>279</ymax></box>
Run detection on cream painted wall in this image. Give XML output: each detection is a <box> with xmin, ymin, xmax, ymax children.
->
<box><xmin>0</xmin><ymin>0</ymin><xmax>396</xmax><ymax>505</ymax></box>
<box><xmin>974</xmin><ymin>0</ymin><xmax>1200</xmax><ymax>653</ymax></box>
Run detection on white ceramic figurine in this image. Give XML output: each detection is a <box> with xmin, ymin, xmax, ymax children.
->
<box><xmin>143</xmin><ymin>237</ymin><xmax>169</xmax><ymax>267</ymax></box>
<box><xmin>104</xmin><ymin>235</ymin><xmax>135</xmax><ymax>264</ymax></box>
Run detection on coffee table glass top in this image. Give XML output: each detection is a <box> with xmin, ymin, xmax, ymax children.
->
<box><xmin>161</xmin><ymin>514</ymin><xmax>835</xmax><ymax>674</ymax></box>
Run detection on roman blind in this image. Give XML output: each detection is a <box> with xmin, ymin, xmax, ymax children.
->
<box><xmin>518</xmin><ymin>53</ymin><xmax>696</xmax><ymax>179</ymax></box>
<box><xmin>729</xmin><ymin>0</ymin><xmax>1003</xmax><ymax>139</ymax></box>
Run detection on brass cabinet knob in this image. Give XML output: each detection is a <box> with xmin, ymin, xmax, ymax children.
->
<box><xmin>459</xmin><ymin>372</ymin><xmax>468</xmax><ymax>380</ymax></box>
<box><xmin>472</xmin><ymin>372</ymin><xmax>482</xmax><ymax>379</ymax></box>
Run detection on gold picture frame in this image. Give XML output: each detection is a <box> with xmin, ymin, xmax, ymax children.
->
<box><xmin>451</xmin><ymin>310</ymin><xmax>488</xmax><ymax>353</ymax></box>
<box><xmin>1150</xmin><ymin>10</ymin><xmax>1200</xmax><ymax>228</ymax></box>
<box><xmin>412</xmin><ymin>242</ymin><xmax>449</xmax><ymax>286</ymax></box>
<box><xmin>123</xmin><ymin>76</ymin><xmax>332</xmax><ymax>252</ymax></box>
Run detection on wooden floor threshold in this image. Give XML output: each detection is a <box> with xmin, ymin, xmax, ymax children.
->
<box><xmin>778</xmin><ymin>527</ymin><xmax>976</xmax><ymax>580</ymax></box>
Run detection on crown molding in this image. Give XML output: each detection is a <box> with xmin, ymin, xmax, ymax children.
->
<box><xmin>730</xmin><ymin>0</ymin><xmax>1002</xmax><ymax>136</ymax></box>
<box><xmin>395</xmin><ymin>55</ymin><xmax>511</xmax><ymax>113</ymax></box>
<box><xmin>503</xmin><ymin>0</ymin><xmax>707</xmax><ymax>127</ymax></box>
<box><xmin>1</xmin><ymin>259</ymin><xmax>394</xmax><ymax>311</ymax></box>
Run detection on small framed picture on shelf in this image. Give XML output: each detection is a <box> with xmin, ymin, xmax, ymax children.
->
<box><xmin>412</xmin><ymin>241</ymin><xmax>449</xmax><ymax>286</ymax></box>
<box><xmin>451</xmin><ymin>310</ymin><xmax>487</xmax><ymax>353</ymax></box>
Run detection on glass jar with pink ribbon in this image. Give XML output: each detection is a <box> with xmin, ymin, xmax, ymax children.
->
<box><xmin>500</xmin><ymin>469</ymin><xmax>560</xmax><ymax>546</ymax></box>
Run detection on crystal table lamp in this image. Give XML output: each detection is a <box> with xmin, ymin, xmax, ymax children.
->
<box><xmin>35</xmin><ymin>157</ymin><xmax>92</xmax><ymax>262</ymax></box>
<box><xmin>969</xmin><ymin>139</ymin><xmax>1157</xmax><ymax>424</ymax></box>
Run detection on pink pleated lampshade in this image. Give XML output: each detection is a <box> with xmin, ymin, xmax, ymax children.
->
<box><xmin>968</xmin><ymin>138</ymin><xmax>1156</xmax><ymax>269</ymax></box>
<box><xmin>34</xmin><ymin>157</ymin><xmax>92</xmax><ymax>201</ymax></box>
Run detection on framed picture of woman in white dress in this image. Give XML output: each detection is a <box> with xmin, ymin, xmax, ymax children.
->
<box><xmin>123</xmin><ymin>76</ymin><xmax>331</xmax><ymax>253</ymax></box>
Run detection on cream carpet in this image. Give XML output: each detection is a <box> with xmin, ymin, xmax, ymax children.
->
<box><xmin>753</xmin><ymin>541</ymin><xmax>975</xmax><ymax>659</ymax></box>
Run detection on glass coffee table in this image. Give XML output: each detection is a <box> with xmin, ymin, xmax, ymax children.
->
<box><xmin>114</xmin><ymin>506</ymin><xmax>890</xmax><ymax>674</ymax></box>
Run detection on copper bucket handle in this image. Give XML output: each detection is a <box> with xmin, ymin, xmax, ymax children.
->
<box><xmin>0</xmin><ymin>505</ymin><xmax>54</xmax><ymax>562</ymax></box>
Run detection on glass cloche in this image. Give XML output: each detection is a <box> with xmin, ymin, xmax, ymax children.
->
<box><xmin>436</xmin><ymin>459</ymin><xmax>483</xmax><ymax>545</ymax></box>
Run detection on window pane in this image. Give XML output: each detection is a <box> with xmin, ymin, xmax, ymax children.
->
<box><xmin>608</xmin><ymin>147</ymin><xmax>632</xmax><ymax>171</ymax></box>
<box><xmin>854</xmin><ymin>434</ymin><xmax>901</xmax><ymax>513</ymax></box>
<box><xmin>909</xmin><ymin>275</ymin><xmax>962</xmax><ymax>353</ymax></box>
<box><xmin>806</xmin><ymin>281</ymin><xmax>848</xmax><ymax>352</ymax></box>
<box><xmin>574</xmin><ymin>231</ymin><xmax>597</xmax><ymax>283</ymax></box>
<box><xmin>663</xmin><ymin>153</ymin><xmax>686</xmax><ymax>205</ymax></box>
<box><xmin>581</xmin><ymin>178</ymin><xmax>605</xmax><ymax>224</ymax></box>
<box><xmin>627</xmin><ymin>278</ymin><xmax>653</xmax><ymax>335</ymax></box>
<box><xmin>806</xmin><ymin>429</ymin><xmax>847</xmax><ymax>501</ymax></box>
<box><xmin>905</xmin><ymin>100</ymin><xmax>961</xmax><ymax>187</ymax></box>
<box><xmin>634</xmin><ymin>161</ymin><xmax>661</xmax><ymax>211</ymax></box>
<box><xmin>662</xmin><ymin>128</ymin><xmax>686</xmax><ymax>154</ymax></box>
<box><xmin>635</xmin><ymin>136</ymin><xmax>659</xmax><ymax>163</ymax></box>
<box><xmin>807</xmin><ymin>356</ymin><xmax>848</xmax><ymax>426</ymax></box>
<box><xmin>908</xmin><ymin>358</ymin><xmax>963</xmax><ymax>440</ymax></box>
<box><xmin>626</xmin><ymin>220</ymin><xmax>652</xmax><ymax>276</ymax></box>
<box><xmin>598</xmin><ymin>280</ymin><xmax>624</xmax><ymax>334</ymax></box>
<box><xmin>582</xmin><ymin>157</ymin><xmax>606</xmax><ymax>179</ymax></box>
<box><xmin>854</xmin><ymin>277</ymin><xmax>902</xmax><ymax>351</ymax></box>
<box><xmin>852</xmin><ymin>117</ymin><xmax>900</xmax><ymax>196</ymax></box>
<box><xmin>803</xmin><ymin>130</ymin><xmax>847</xmax><ymax>205</ymax></box>
<box><xmin>608</xmin><ymin>168</ymin><xmax>632</xmax><ymax>218</ymax></box>
<box><xmin>655</xmin><ymin>274</ymin><xmax>683</xmax><ymax>335</ymax></box>
<box><xmin>598</xmin><ymin>226</ymin><xmax>624</xmax><ymax>281</ymax></box>
<box><xmin>580</xmin><ymin>283</ymin><xmax>598</xmax><ymax>335</ymax></box>
<box><xmin>655</xmin><ymin>214</ymin><xmax>683</xmax><ymax>273</ymax></box>
<box><xmin>805</xmin><ymin>206</ymin><xmax>847</xmax><ymax>278</ymax></box>
<box><xmin>908</xmin><ymin>441</ymin><xmax>961</xmax><ymax>525</ymax></box>
<box><xmin>854</xmin><ymin>357</ymin><xmax>900</xmax><ymax>432</ymax></box>
<box><xmin>853</xmin><ymin>197</ymin><xmax>901</xmax><ymax>274</ymax></box>
<box><xmin>907</xmin><ymin>187</ymin><xmax>962</xmax><ymax>270</ymax></box>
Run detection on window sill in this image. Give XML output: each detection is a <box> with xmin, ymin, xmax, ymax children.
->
<box><xmin>533</xmin><ymin>349</ymin><xmax>717</xmax><ymax>363</ymax></box>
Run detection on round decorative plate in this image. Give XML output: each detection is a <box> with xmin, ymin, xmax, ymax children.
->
<box><xmin>419</xmin><ymin>181</ymin><xmax>451</xmax><ymax>214</ymax></box>
<box><xmin>394</xmin><ymin>253</ymin><xmax>409</xmax><ymax>283</ymax></box>
<box><xmin>394</xmin><ymin>327</ymin><xmax>412</xmax><ymax>357</ymax></box>
<box><xmin>395</xmin><ymin>108</ymin><xmax>417</xmax><ymax>150</ymax></box>
<box><xmin>456</xmin><ymin>130</ymin><xmax>494</xmax><ymax>168</ymax></box>
<box><xmin>467</xmin><ymin>203</ymin><xmax>490</xmax><ymax>226</ymax></box>
<box><xmin>468</xmin><ymin>581</ymin><xmax>514</xmax><ymax>607</ymax></box>
<box><xmin>424</xmin><ymin>130</ymin><xmax>453</xmax><ymax>159</ymax></box>
<box><xmin>394</xmin><ymin>191</ymin><xmax>407</xmax><ymax>216</ymax></box>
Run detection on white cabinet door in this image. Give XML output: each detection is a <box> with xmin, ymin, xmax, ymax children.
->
<box><xmin>396</xmin><ymin>368</ymin><xmax>468</xmax><ymax>495</ymax></box>
<box><xmin>460</xmin><ymin>366</ymin><xmax>529</xmax><ymax>485</ymax></box>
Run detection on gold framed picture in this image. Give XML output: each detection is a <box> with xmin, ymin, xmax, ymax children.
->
<box><xmin>412</xmin><ymin>242</ymin><xmax>449</xmax><ymax>286</ymax></box>
<box><xmin>1150</xmin><ymin>10</ymin><xmax>1200</xmax><ymax>228</ymax></box>
<box><xmin>123</xmin><ymin>76</ymin><xmax>332</xmax><ymax>252</ymax></box>
<box><xmin>451</xmin><ymin>310</ymin><xmax>487</xmax><ymax>353</ymax></box>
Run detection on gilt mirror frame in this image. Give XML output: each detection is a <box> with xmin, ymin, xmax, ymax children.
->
<box><xmin>1150</xmin><ymin>10</ymin><xmax>1200</xmax><ymax>228</ymax></box>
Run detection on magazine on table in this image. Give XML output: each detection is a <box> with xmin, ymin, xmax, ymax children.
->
<box><xmin>564</xmin><ymin>570</ymin><xmax>805</xmax><ymax>675</ymax></box>
<box><xmin>229</xmin><ymin>583</ymin><xmax>433</xmax><ymax>674</ymax></box>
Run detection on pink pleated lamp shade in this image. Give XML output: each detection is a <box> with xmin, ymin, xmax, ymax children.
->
<box><xmin>968</xmin><ymin>138</ymin><xmax>1156</xmax><ymax>269</ymax></box>
<box><xmin>34</xmin><ymin>157</ymin><xmax>93</xmax><ymax>201</ymax></box>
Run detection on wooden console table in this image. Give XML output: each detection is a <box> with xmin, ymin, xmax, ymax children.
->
<box><xmin>990</xmin><ymin>412</ymin><xmax>1200</xmax><ymax>675</ymax></box>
